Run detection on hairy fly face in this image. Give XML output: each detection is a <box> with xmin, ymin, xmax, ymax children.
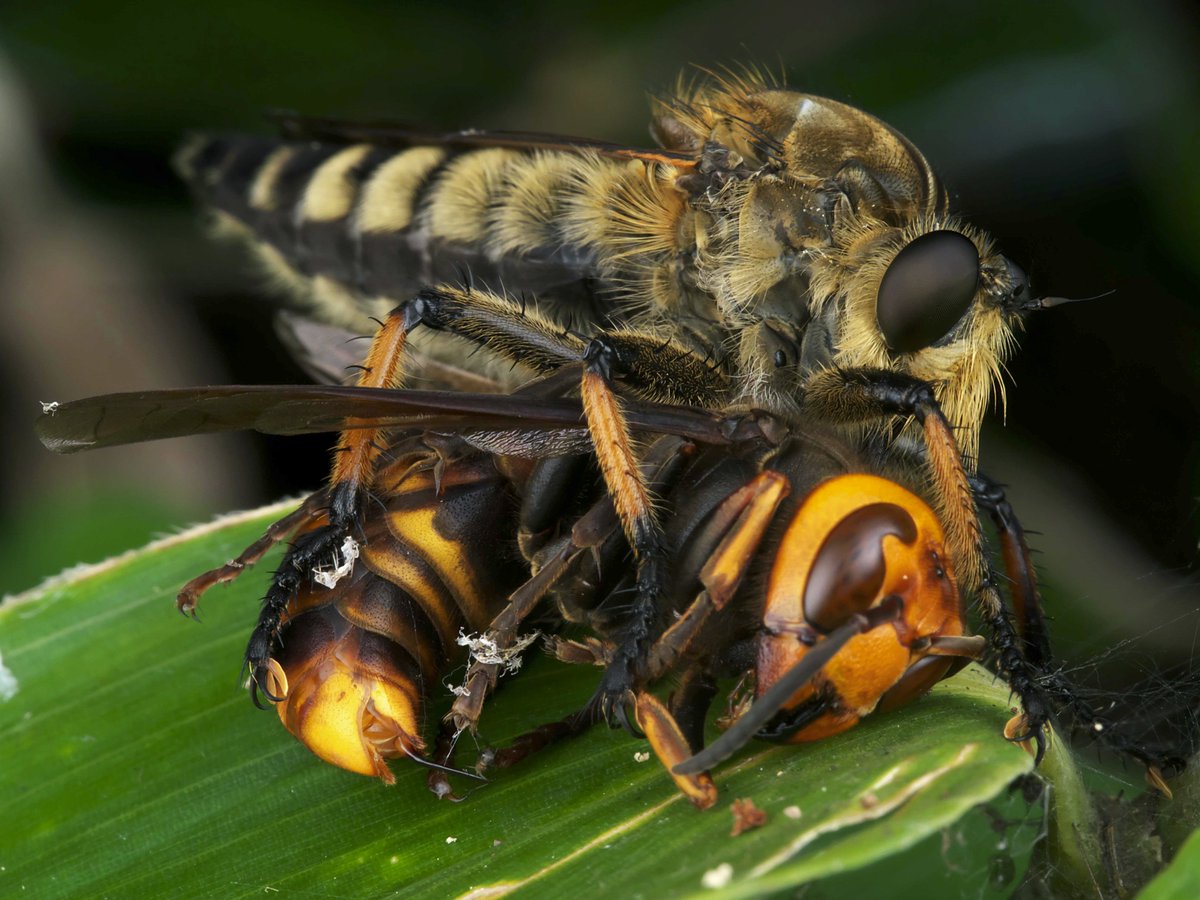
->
<box><xmin>665</xmin><ymin>85</ymin><xmax>1032</xmax><ymax>458</ymax></box>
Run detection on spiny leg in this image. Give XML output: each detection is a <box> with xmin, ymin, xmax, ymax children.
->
<box><xmin>243</xmin><ymin>523</ymin><xmax>345</xmax><ymax>706</ymax></box>
<box><xmin>969</xmin><ymin>472</ymin><xmax>1050</xmax><ymax>669</ymax></box>
<box><xmin>572</xmin><ymin>335</ymin><xmax>731</xmax><ymax>723</ymax></box>
<box><xmin>233</xmin><ymin>305</ymin><xmax>422</xmax><ymax>695</ymax></box>
<box><xmin>581</xmin><ymin>337</ymin><xmax>672</xmax><ymax>725</ymax></box>
<box><xmin>973</xmin><ymin>474</ymin><xmax>1186</xmax><ymax>781</ymax></box>
<box><xmin>315</xmin><ymin>288</ymin><xmax>546</xmax><ymax>562</ymax></box>
<box><xmin>805</xmin><ymin>368</ymin><xmax>984</xmax><ymax>593</ymax></box>
<box><xmin>326</xmin><ymin>303</ymin><xmax>419</xmax><ymax>530</ymax></box>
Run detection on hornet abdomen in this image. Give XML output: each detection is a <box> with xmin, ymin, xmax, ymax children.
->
<box><xmin>269</xmin><ymin>442</ymin><xmax>525</xmax><ymax>781</ymax></box>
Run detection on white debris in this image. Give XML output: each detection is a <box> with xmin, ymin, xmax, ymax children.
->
<box><xmin>456</xmin><ymin>629</ymin><xmax>540</xmax><ymax>675</ymax></box>
<box><xmin>701</xmin><ymin>863</ymin><xmax>733</xmax><ymax>889</ymax></box>
<box><xmin>445</xmin><ymin>836</ymin><xmax>458</xmax><ymax>844</ymax></box>
<box><xmin>446</xmin><ymin>630</ymin><xmax>541</xmax><ymax>704</ymax></box>
<box><xmin>783</xmin><ymin>805</ymin><xmax>802</xmax><ymax>820</ymax></box>
<box><xmin>634</xmin><ymin>751</ymin><xmax>650</xmax><ymax>763</ymax></box>
<box><xmin>0</xmin><ymin>652</ymin><xmax>17</xmax><ymax>701</ymax></box>
<box><xmin>39</xmin><ymin>401</ymin><xmax>59</xmax><ymax>414</ymax></box>
<box><xmin>312</xmin><ymin>536</ymin><xmax>360</xmax><ymax>588</ymax></box>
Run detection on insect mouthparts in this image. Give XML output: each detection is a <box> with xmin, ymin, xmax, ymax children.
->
<box><xmin>1033</xmin><ymin>290</ymin><xmax>1115</xmax><ymax>311</ymax></box>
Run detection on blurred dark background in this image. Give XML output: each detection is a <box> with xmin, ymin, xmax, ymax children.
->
<box><xmin>2</xmin><ymin>1</ymin><xmax>1198</xmax><ymax>733</ymax></box>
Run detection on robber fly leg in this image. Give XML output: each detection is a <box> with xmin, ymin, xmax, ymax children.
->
<box><xmin>969</xmin><ymin>472</ymin><xmax>1051</xmax><ymax>669</ymax></box>
<box><xmin>578</xmin><ymin>336</ymin><xmax>733</xmax><ymax>727</ymax></box>
<box><xmin>325</xmin><ymin>302</ymin><xmax>425</xmax><ymax>536</ymax></box>
<box><xmin>971</xmin><ymin>474</ymin><xmax>1184</xmax><ymax>778</ymax></box>
<box><xmin>578</xmin><ymin>337</ymin><xmax>673</xmax><ymax>727</ymax></box>
<box><xmin>805</xmin><ymin>367</ymin><xmax>985</xmax><ymax>595</ymax></box>
<box><xmin>326</xmin><ymin>286</ymin><xmax>583</xmax><ymax>560</ymax></box>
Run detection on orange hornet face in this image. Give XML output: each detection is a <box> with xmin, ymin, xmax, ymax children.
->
<box><xmin>756</xmin><ymin>474</ymin><xmax>967</xmax><ymax>742</ymax></box>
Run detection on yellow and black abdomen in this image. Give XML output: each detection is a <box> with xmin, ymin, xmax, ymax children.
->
<box><xmin>268</xmin><ymin>445</ymin><xmax>526</xmax><ymax>782</ymax></box>
<box><xmin>174</xmin><ymin>134</ymin><xmax>637</xmax><ymax>333</ymax></box>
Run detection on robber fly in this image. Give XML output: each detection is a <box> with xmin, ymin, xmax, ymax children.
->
<box><xmin>41</xmin><ymin>67</ymin><xmax>1129</xmax><ymax>782</ymax></box>
<box><xmin>176</xmin><ymin>67</ymin><xmax>1033</xmax><ymax>464</ymax></box>
<box><xmin>166</xmin><ymin>69</ymin><xmax>1072</xmax><ymax>747</ymax></box>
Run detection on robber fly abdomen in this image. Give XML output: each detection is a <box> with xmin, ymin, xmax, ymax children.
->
<box><xmin>177</xmin><ymin>134</ymin><xmax>684</xmax><ymax>344</ymax></box>
<box><xmin>177</xmin><ymin>75</ymin><xmax>1031</xmax><ymax>462</ymax></box>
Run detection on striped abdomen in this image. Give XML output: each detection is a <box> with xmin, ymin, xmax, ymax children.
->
<box><xmin>176</xmin><ymin>134</ymin><xmax>690</xmax><ymax>334</ymax></box>
<box><xmin>269</xmin><ymin>443</ymin><xmax>524</xmax><ymax>781</ymax></box>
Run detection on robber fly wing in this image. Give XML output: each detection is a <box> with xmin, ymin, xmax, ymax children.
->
<box><xmin>36</xmin><ymin>384</ymin><xmax>748</xmax><ymax>453</ymax></box>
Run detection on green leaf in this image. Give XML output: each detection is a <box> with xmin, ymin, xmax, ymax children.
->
<box><xmin>1141</xmin><ymin>829</ymin><xmax>1200</xmax><ymax>900</ymax></box>
<box><xmin>0</xmin><ymin>503</ymin><xmax>1037</xmax><ymax>898</ymax></box>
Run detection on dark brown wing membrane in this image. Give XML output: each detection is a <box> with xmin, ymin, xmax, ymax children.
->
<box><xmin>268</xmin><ymin>110</ymin><xmax>699</xmax><ymax>169</ymax></box>
<box><xmin>274</xmin><ymin>311</ymin><xmax>508</xmax><ymax>393</ymax></box>
<box><xmin>272</xmin><ymin>314</ymin><xmax>366</xmax><ymax>386</ymax></box>
<box><xmin>36</xmin><ymin>385</ymin><xmax>767</xmax><ymax>453</ymax></box>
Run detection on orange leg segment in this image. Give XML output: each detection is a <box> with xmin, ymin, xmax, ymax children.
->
<box><xmin>328</xmin><ymin>308</ymin><xmax>411</xmax><ymax>499</ymax></box>
<box><xmin>643</xmin><ymin>471</ymin><xmax>790</xmax><ymax>681</ymax></box>
<box><xmin>635</xmin><ymin>692</ymin><xmax>718</xmax><ymax>809</ymax></box>
<box><xmin>629</xmin><ymin>470</ymin><xmax>789</xmax><ymax>804</ymax></box>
